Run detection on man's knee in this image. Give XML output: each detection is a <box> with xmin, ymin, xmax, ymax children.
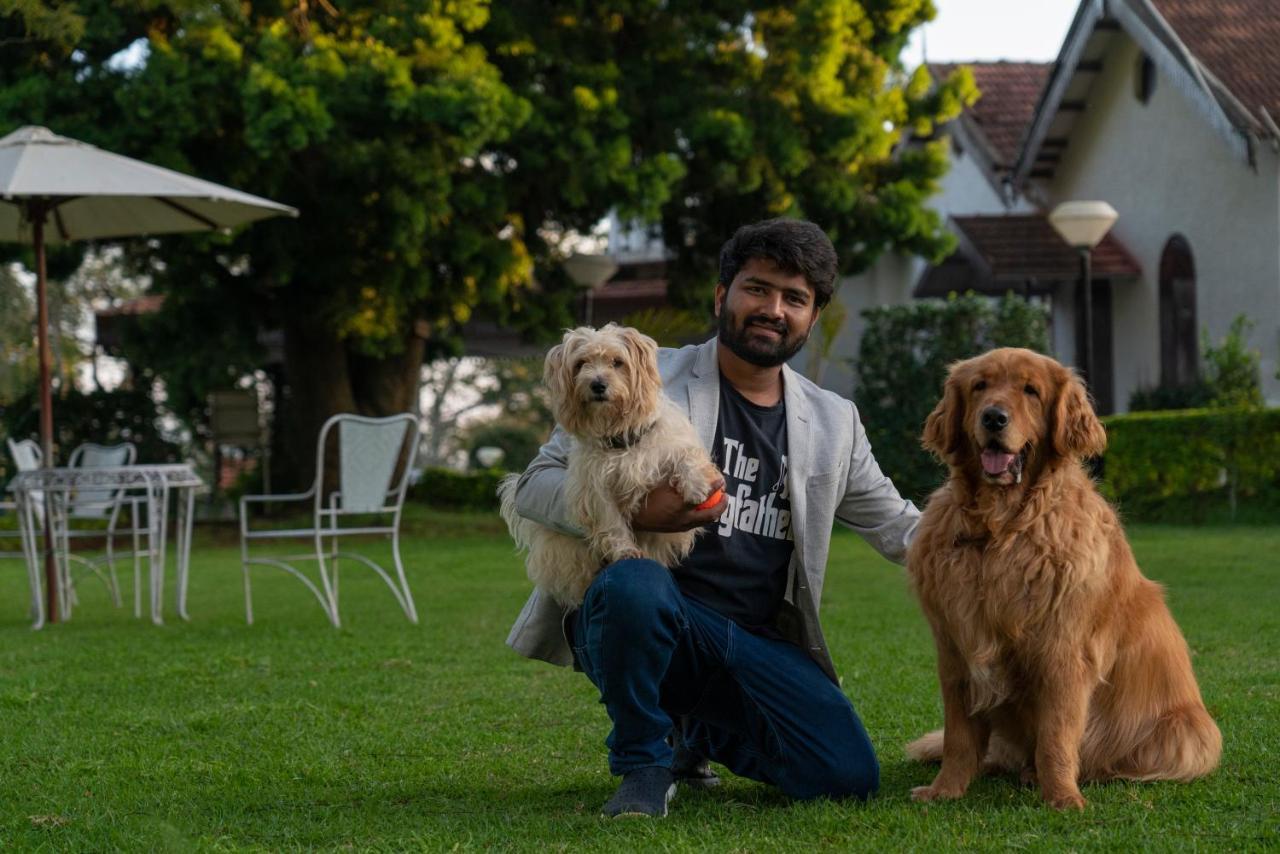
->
<box><xmin>582</xmin><ymin>558</ymin><xmax>680</xmax><ymax>632</ymax></box>
<box><xmin>806</xmin><ymin>749</ymin><xmax>880</xmax><ymax>801</ymax></box>
<box><xmin>784</xmin><ymin>690</ymin><xmax>880</xmax><ymax>801</ymax></box>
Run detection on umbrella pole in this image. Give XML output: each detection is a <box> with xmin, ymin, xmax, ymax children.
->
<box><xmin>32</xmin><ymin>204</ymin><xmax>59</xmax><ymax>623</ymax></box>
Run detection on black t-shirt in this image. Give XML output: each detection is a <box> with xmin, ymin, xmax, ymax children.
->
<box><xmin>672</xmin><ymin>376</ymin><xmax>795</xmax><ymax>633</ymax></box>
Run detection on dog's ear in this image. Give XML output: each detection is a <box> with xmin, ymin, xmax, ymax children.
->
<box><xmin>543</xmin><ymin>329</ymin><xmax>581</xmax><ymax>430</ymax></box>
<box><xmin>619</xmin><ymin>326</ymin><xmax>661</xmax><ymax>411</ymax></box>
<box><xmin>1052</xmin><ymin>366</ymin><xmax>1107</xmax><ymax>458</ymax></box>
<box><xmin>922</xmin><ymin>364</ymin><xmax>967</xmax><ymax>462</ymax></box>
<box><xmin>620</xmin><ymin>326</ymin><xmax>660</xmax><ymax>383</ymax></box>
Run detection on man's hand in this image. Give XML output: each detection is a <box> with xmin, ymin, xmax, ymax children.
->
<box><xmin>633</xmin><ymin>478</ymin><xmax>728</xmax><ymax>532</ymax></box>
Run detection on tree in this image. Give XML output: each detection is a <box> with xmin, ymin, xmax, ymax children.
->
<box><xmin>483</xmin><ymin>0</ymin><xmax>976</xmax><ymax>308</ymax></box>
<box><xmin>5</xmin><ymin>0</ymin><xmax>540</xmax><ymax>483</ymax></box>
<box><xmin>0</xmin><ymin>250</ymin><xmax>119</xmax><ymax>411</ymax></box>
<box><xmin>7</xmin><ymin>0</ymin><xmax>973</xmax><ymax>486</ymax></box>
<box><xmin>0</xmin><ymin>0</ymin><xmax>85</xmax><ymax>51</ymax></box>
<box><xmin>854</xmin><ymin>292</ymin><xmax>1051</xmax><ymax>503</ymax></box>
<box><xmin>417</xmin><ymin>357</ymin><xmax>493</xmax><ymax>468</ymax></box>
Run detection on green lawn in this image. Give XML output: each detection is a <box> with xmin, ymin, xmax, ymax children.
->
<box><xmin>0</xmin><ymin>508</ymin><xmax>1275</xmax><ymax>851</ymax></box>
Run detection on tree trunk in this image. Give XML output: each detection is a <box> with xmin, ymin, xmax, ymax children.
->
<box><xmin>348</xmin><ymin>329</ymin><xmax>426</xmax><ymax>416</ymax></box>
<box><xmin>421</xmin><ymin>359</ymin><xmax>463</xmax><ymax>467</ymax></box>
<box><xmin>276</xmin><ymin>315</ymin><xmax>357</xmax><ymax>491</ymax></box>
<box><xmin>275</xmin><ymin>318</ymin><xmax>425</xmax><ymax>492</ymax></box>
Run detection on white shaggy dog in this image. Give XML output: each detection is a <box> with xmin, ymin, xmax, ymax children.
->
<box><xmin>498</xmin><ymin>324</ymin><xmax>721</xmax><ymax>607</ymax></box>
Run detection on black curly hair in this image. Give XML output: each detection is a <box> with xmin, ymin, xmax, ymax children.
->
<box><xmin>717</xmin><ymin>218</ymin><xmax>838</xmax><ymax>309</ymax></box>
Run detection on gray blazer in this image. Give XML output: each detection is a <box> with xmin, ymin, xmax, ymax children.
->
<box><xmin>505</xmin><ymin>337</ymin><xmax>920</xmax><ymax>681</ymax></box>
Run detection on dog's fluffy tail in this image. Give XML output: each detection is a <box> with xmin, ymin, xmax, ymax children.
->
<box><xmin>906</xmin><ymin>728</ymin><xmax>1026</xmax><ymax>773</ymax></box>
<box><xmin>905</xmin><ymin>729</ymin><xmax>944</xmax><ymax>762</ymax></box>
<box><xmin>496</xmin><ymin>473</ymin><xmax>530</xmax><ymax>551</ymax></box>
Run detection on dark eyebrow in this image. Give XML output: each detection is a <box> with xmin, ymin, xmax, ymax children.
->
<box><xmin>741</xmin><ymin>276</ymin><xmax>811</xmax><ymax>301</ymax></box>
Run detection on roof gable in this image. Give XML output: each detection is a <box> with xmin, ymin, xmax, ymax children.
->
<box><xmin>930</xmin><ymin>62</ymin><xmax>1051</xmax><ymax>169</ymax></box>
<box><xmin>1013</xmin><ymin>0</ymin><xmax>1272</xmax><ymax>189</ymax></box>
<box><xmin>1151</xmin><ymin>0</ymin><xmax>1280</xmax><ymax>125</ymax></box>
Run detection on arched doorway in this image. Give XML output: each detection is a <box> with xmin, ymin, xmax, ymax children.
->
<box><xmin>1158</xmin><ymin>236</ymin><xmax>1198</xmax><ymax>387</ymax></box>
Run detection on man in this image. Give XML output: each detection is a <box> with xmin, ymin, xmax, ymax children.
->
<box><xmin>505</xmin><ymin>218</ymin><xmax>920</xmax><ymax>817</ymax></box>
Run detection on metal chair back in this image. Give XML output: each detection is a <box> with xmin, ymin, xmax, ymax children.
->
<box><xmin>7</xmin><ymin>438</ymin><xmax>41</xmax><ymax>472</ymax></box>
<box><xmin>67</xmin><ymin>442</ymin><xmax>137</xmax><ymax>518</ymax></box>
<box><xmin>4</xmin><ymin>437</ymin><xmax>44</xmax><ymax>543</ymax></box>
<box><xmin>318</xmin><ymin>414</ymin><xmax>417</xmax><ymax>514</ymax></box>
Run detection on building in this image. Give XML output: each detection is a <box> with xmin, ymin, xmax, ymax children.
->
<box><xmin>825</xmin><ymin>0</ymin><xmax>1280</xmax><ymax>412</ymax></box>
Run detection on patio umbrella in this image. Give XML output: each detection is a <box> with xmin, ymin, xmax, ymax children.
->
<box><xmin>0</xmin><ymin>125</ymin><xmax>298</xmax><ymax>622</ymax></box>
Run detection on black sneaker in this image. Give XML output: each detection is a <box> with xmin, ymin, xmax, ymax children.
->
<box><xmin>671</xmin><ymin>727</ymin><xmax>721</xmax><ymax>789</ymax></box>
<box><xmin>602</xmin><ymin>766</ymin><xmax>677</xmax><ymax>818</ymax></box>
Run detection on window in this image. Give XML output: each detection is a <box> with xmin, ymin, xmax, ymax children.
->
<box><xmin>1135</xmin><ymin>54</ymin><xmax>1156</xmax><ymax>104</ymax></box>
<box><xmin>1158</xmin><ymin>235</ymin><xmax>1197</xmax><ymax>386</ymax></box>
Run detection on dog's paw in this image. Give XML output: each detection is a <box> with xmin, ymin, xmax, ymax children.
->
<box><xmin>910</xmin><ymin>784</ymin><xmax>963</xmax><ymax>803</ymax></box>
<box><xmin>1043</xmin><ymin>789</ymin><xmax>1086</xmax><ymax>811</ymax></box>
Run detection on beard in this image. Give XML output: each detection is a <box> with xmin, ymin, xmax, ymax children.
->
<box><xmin>718</xmin><ymin>306</ymin><xmax>811</xmax><ymax>368</ymax></box>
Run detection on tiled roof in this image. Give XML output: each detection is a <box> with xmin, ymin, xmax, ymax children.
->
<box><xmin>1152</xmin><ymin>0</ymin><xmax>1280</xmax><ymax>124</ymax></box>
<box><xmin>952</xmin><ymin>214</ymin><xmax>1141</xmax><ymax>281</ymax></box>
<box><xmin>930</xmin><ymin>62</ymin><xmax>1052</xmax><ymax>167</ymax></box>
<box><xmin>96</xmin><ymin>294</ymin><xmax>165</xmax><ymax>316</ymax></box>
<box><xmin>589</xmin><ymin>278</ymin><xmax>667</xmax><ymax>300</ymax></box>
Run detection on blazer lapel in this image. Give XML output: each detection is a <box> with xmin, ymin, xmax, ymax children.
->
<box><xmin>782</xmin><ymin>363</ymin><xmax>812</xmax><ymax>568</ymax></box>
<box><xmin>686</xmin><ymin>338</ymin><xmax>720</xmax><ymax>451</ymax></box>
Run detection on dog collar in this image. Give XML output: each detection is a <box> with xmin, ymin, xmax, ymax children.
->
<box><xmin>601</xmin><ymin>420</ymin><xmax>657</xmax><ymax>450</ymax></box>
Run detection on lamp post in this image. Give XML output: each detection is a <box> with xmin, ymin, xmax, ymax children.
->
<box><xmin>563</xmin><ymin>252</ymin><xmax>619</xmax><ymax>327</ymax></box>
<box><xmin>1048</xmin><ymin>201</ymin><xmax>1118</xmax><ymax>389</ymax></box>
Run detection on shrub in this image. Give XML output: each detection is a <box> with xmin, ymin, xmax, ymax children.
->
<box><xmin>1128</xmin><ymin>381</ymin><xmax>1214</xmax><ymax>412</ymax></box>
<box><xmin>410</xmin><ymin>467</ymin><xmax>505</xmax><ymax>511</ymax></box>
<box><xmin>854</xmin><ymin>292</ymin><xmax>1050</xmax><ymax>503</ymax></box>
<box><xmin>461</xmin><ymin>419</ymin><xmax>546</xmax><ymax>473</ymax></box>
<box><xmin>621</xmin><ymin>307</ymin><xmax>711</xmax><ymax>347</ymax></box>
<box><xmin>1202</xmin><ymin>315</ymin><xmax>1264</xmax><ymax>408</ymax></box>
<box><xmin>1127</xmin><ymin>314</ymin><xmax>1263</xmax><ymax>412</ymax></box>
<box><xmin>1101</xmin><ymin>407</ymin><xmax>1280</xmax><ymax>522</ymax></box>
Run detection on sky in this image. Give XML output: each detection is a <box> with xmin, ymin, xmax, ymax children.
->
<box><xmin>903</xmin><ymin>0</ymin><xmax>1081</xmax><ymax>66</ymax></box>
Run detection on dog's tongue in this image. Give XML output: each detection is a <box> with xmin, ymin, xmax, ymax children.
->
<box><xmin>981</xmin><ymin>449</ymin><xmax>1017</xmax><ymax>475</ymax></box>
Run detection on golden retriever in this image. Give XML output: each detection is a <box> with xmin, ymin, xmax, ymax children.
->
<box><xmin>905</xmin><ymin>347</ymin><xmax>1220</xmax><ymax>810</ymax></box>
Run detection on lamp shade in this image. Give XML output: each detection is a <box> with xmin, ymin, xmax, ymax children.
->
<box><xmin>563</xmin><ymin>252</ymin><xmax>619</xmax><ymax>289</ymax></box>
<box><xmin>475</xmin><ymin>446</ymin><xmax>505</xmax><ymax>468</ymax></box>
<box><xmin>1048</xmin><ymin>200</ymin><xmax>1118</xmax><ymax>249</ymax></box>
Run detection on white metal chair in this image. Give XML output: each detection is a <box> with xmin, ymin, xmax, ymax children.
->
<box><xmin>2</xmin><ymin>438</ymin><xmax>42</xmax><ymax>544</ymax></box>
<box><xmin>60</xmin><ymin>442</ymin><xmax>142</xmax><ymax>612</ymax></box>
<box><xmin>4</xmin><ymin>439</ymin><xmax>45</xmax><ymax>623</ymax></box>
<box><xmin>239</xmin><ymin>413</ymin><xmax>420</xmax><ymax>628</ymax></box>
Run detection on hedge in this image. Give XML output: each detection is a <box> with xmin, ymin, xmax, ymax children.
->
<box><xmin>407</xmin><ymin>410</ymin><xmax>1280</xmax><ymax>524</ymax></box>
<box><xmin>410</xmin><ymin>467</ymin><xmax>505</xmax><ymax>512</ymax></box>
<box><xmin>1100</xmin><ymin>407</ymin><xmax>1280</xmax><ymax>522</ymax></box>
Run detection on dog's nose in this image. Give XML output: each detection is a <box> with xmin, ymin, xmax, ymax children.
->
<box><xmin>590</xmin><ymin>379</ymin><xmax>608</xmax><ymax>396</ymax></box>
<box><xmin>981</xmin><ymin>406</ymin><xmax>1009</xmax><ymax>432</ymax></box>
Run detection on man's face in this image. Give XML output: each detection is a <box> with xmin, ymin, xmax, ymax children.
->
<box><xmin>715</xmin><ymin>258</ymin><xmax>821</xmax><ymax>367</ymax></box>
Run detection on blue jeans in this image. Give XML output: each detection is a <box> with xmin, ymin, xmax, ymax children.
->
<box><xmin>570</xmin><ymin>558</ymin><xmax>879</xmax><ymax>800</ymax></box>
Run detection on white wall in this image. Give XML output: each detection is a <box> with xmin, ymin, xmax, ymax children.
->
<box><xmin>814</xmin><ymin>137</ymin><xmax>1038</xmax><ymax>396</ymax></box>
<box><xmin>1044</xmin><ymin>35</ymin><xmax>1280</xmax><ymax>409</ymax></box>
<box><xmin>806</xmin><ymin>251</ymin><xmax>919</xmax><ymax>396</ymax></box>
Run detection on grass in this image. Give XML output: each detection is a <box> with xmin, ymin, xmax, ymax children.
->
<box><xmin>0</xmin><ymin>506</ymin><xmax>1275</xmax><ymax>851</ymax></box>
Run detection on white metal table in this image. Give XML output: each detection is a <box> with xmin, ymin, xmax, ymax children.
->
<box><xmin>7</xmin><ymin>464</ymin><xmax>203</xmax><ymax>628</ymax></box>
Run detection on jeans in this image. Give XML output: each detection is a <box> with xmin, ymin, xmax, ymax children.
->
<box><xmin>570</xmin><ymin>558</ymin><xmax>879</xmax><ymax>800</ymax></box>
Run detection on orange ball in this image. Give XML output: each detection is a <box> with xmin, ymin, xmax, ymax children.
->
<box><xmin>695</xmin><ymin>488</ymin><xmax>725</xmax><ymax>511</ymax></box>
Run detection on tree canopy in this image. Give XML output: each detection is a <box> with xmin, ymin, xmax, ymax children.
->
<box><xmin>1</xmin><ymin>0</ymin><xmax>975</xmax><ymax>482</ymax></box>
